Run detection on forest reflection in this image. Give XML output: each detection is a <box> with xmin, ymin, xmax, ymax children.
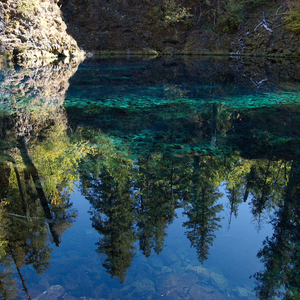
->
<box><xmin>2</xmin><ymin>57</ymin><xmax>300</xmax><ymax>298</ymax></box>
<box><xmin>0</xmin><ymin>99</ymin><xmax>299</xmax><ymax>298</ymax></box>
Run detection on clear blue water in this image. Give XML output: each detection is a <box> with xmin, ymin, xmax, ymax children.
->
<box><xmin>19</xmin><ymin>186</ymin><xmax>272</xmax><ymax>299</ymax></box>
<box><xmin>1</xmin><ymin>56</ymin><xmax>300</xmax><ymax>299</ymax></box>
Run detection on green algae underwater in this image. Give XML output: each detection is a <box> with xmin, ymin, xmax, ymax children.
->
<box><xmin>1</xmin><ymin>56</ymin><xmax>300</xmax><ymax>299</ymax></box>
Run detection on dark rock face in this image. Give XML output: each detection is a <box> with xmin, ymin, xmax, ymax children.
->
<box><xmin>58</xmin><ymin>0</ymin><xmax>300</xmax><ymax>57</ymax></box>
<box><xmin>0</xmin><ymin>0</ymin><xmax>84</xmax><ymax>63</ymax></box>
<box><xmin>59</xmin><ymin>0</ymin><xmax>158</xmax><ymax>53</ymax></box>
<box><xmin>1</xmin><ymin>0</ymin><xmax>298</xmax><ymax>62</ymax></box>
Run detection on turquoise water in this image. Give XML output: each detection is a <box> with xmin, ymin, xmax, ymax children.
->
<box><xmin>1</xmin><ymin>56</ymin><xmax>300</xmax><ymax>299</ymax></box>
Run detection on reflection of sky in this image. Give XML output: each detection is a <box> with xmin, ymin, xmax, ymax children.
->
<box><xmin>51</xmin><ymin>186</ymin><xmax>98</xmax><ymax>254</ymax></box>
<box><xmin>43</xmin><ymin>182</ymin><xmax>274</xmax><ymax>295</ymax></box>
<box><xmin>164</xmin><ymin>183</ymin><xmax>273</xmax><ymax>289</ymax></box>
<box><xmin>204</xmin><ymin>184</ymin><xmax>272</xmax><ymax>287</ymax></box>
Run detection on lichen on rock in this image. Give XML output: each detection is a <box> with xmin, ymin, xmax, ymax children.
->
<box><xmin>0</xmin><ymin>0</ymin><xmax>85</xmax><ymax>64</ymax></box>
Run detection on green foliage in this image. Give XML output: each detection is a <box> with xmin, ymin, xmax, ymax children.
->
<box><xmin>284</xmin><ymin>0</ymin><xmax>300</xmax><ymax>34</ymax></box>
<box><xmin>253</xmin><ymin>160</ymin><xmax>300</xmax><ymax>299</ymax></box>
<box><xmin>30</xmin><ymin>122</ymin><xmax>92</xmax><ymax>198</ymax></box>
<box><xmin>0</xmin><ymin>256</ymin><xmax>18</xmax><ymax>299</ymax></box>
<box><xmin>163</xmin><ymin>0</ymin><xmax>192</xmax><ymax>25</ymax></box>
<box><xmin>146</xmin><ymin>5</ymin><xmax>164</xmax><ymax>26</ymax></box>
<box><xmin>245</xmin><ymin>0</ymin><xmax>266</xmax><ymax>10</ymax></box>
<box><xmin>0</xmin><ymin>212</ymin><xmax>7</xmax><ymax>260</ymax></box>
<box><xmin>217</xmin><ymin>0</ymin><xmax>245</xmax><ymax>32</ymax></box>
<box><xmin>146</xmin><ymin>0</ymin><xmax>192</xmax><ymax>27</ymax></box>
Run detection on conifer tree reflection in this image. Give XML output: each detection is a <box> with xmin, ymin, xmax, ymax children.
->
<box><xmin>0</xmin><ymin>162</ymin><xmax>11</xmax><ymax>203</ymax></box>
<box><xmin>0</xmin><ymin>59</ymin><xmax>83</xmax><ymax>297</ymax></box>
<box><xmin>135</xmin><ymin>152</ymin><xmax>177</xmax><ymax>257</ymax></box>
<box><xmin>82</xmin><ymin>164</ymin><xmax>136</xmax><ymax>284</ymax></box>
<box><xmin>253</xmin><ymin>158</ymin><xmax>300</xmax><ymax>299</ymax></box>
<box><xmin>0</xmin><ymin>112</ymin><xmax>80</xmax><ymax>297</ymax></box>
<box><xmin>224</xmin><ymin>156</ymin><xmax>250</xmax><ymax>226</ymax></box>
<box><xmin>246</xmin><ymin>159</ymin><xmax>288</xmax><ymax>229</ymax></box>
<box><xmin>0</xmin><ymin>256</ymin><xmax>18</xmax><ymax>299</ymax></box>
<box><xmin>0</xmin><ymin>193</ymin><xmax>51</xmax><ymax>299</ymax></box>
<box><xmin>183</xmin><ymin>155</ymin><xmax>223</xmax><ymax>263</ymax></box>
<box><xmin>226</xmin><ymin>184</ymin><xmax>244</xmax><ymax>227</ymax></box>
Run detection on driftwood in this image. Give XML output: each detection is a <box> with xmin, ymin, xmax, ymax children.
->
<box><xmin>275</xmin><ymin>3</ymin><xmax>289</xmax><ymax>16</ymax></box>
<box><xmin>254</xmin><ymin>11</ymin><xmax>273</xmax><ymax>33</ymax></box>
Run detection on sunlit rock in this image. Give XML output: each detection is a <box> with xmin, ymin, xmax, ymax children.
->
<box><xmin>0</xmin><ymin>0</ymin><xmax>85</xmax><ymax>64</ymax></box>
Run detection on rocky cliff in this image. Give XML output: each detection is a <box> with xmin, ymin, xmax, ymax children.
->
<box><xmin>0</xmin><ymin>0</ymin><xmax>300</xmax><ymax>62</ymax></box>
<box><xmin>58</xmin><ymin>0</ymin><xmax>300</xmax><ymax>57</ymax></box>
<box><xmin>0</xmin><ymin>0</ymin><xmax>84</xmax><ymax>63</ymax></box>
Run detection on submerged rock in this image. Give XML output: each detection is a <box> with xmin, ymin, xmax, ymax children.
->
<box><xmin>33</xmin><ymin>285</ymin><xmax>65</xmax><ymax>300</ymax></box>
<box><xmin>161</xmin><ymin>266</ymin><xmax>172</xmax><ymax>274</ymax></box>
<box><xmin>160</xmin><ymin>247</ymin><xmax>178</xmax><ymax>265</ymax></box>
<box><xmin>155</xmin><ymin>273</ymin><xmax>198</xmax><ymax>298</ymax></box>
<box><xmin>125</xmin><ymin>278</ymin><xmax>156</xmax><ymax>298</ymax></box>
<box><xmin>186</xmin><ymin>265</ymin><xmax>211</xmax><ymax>279</ymax></box>
<box><xmin>186</xmin><ymin>265</ymin><xmax>229</xmax><ymax>293</ymax></box>
<box><xmin>148</xmin><ymin>255</ymin><xmax>164</xmax><ymax>269</ymax></box>
<box><xmin>63</xmin><ymin>296</ymin><xmax>79</xmax><ymax>300</ymax></box>
<box><xmin>231</xmin><ymin>287</ymin><xmax>256</xmax><ymax>299</ymax></box>
<box><xmin>93</xmin><ymin>284</ymin><xmax>110</xmax><ymax>299</ymax></box>
<box><xmin>209</xmin><ymin>272</ymin><xmax>229</xmax><ymax>293</ymax></box>
<box><xmin>131</xmin><ymin>278</ymin><xmax>155</xmax><ymax>290</ymax></box>
<box><xmin>189</xmin><ymin>284</ymin><xmax>230</xmax><ymax>300</ymax></box>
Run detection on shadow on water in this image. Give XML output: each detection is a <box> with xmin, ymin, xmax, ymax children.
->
<box><xmin>0</xmin><ymin>56</ymin><xmax>300</xmax><ymax>299</ymax></box>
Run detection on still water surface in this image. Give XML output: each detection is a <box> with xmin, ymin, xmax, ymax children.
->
<box><xmin>0</xmin><ymin>56</ymin><xmax>300</xmax><ymax>299</ymax></box>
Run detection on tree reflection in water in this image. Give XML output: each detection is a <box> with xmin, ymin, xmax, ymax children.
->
<box><xmin>253</xmin><ymin>158</ymin><xmax>300</xmax><ymax>299</ymax></box>
<box><xmin>0</xmin><ymin>112</ymin><xmax>82</xmax><ymax>298</ymax></box>
<box><xmin>74</xmin><ymin>101</ymin><xmax>300</xmax><ymax>295</ymax></box>
<box><xmin>1</xmin><ymin>58</ymin><xmax>300</xmax><ymax>298</ymax></box>
<box><xmin>0</xmin><ymin>60</ymin><xmax>86</xmax><ymax>299</ymax></box>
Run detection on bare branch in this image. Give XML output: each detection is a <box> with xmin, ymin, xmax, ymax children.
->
<box><xmin>254</xmin><ymin>12</ymin><xmax>273</xmax><ymax>33</ymax></box>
